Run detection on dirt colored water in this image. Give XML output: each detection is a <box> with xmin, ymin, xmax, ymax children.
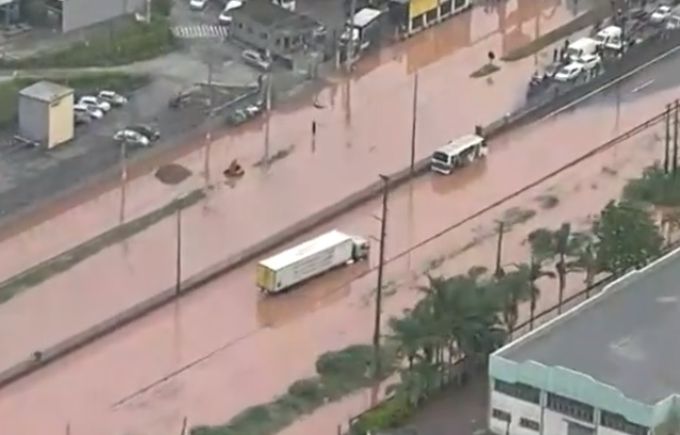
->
<box><xmin>0</xmin><ymin>104</ymin><xmax>667</xmax><ymax>435</ymax></box>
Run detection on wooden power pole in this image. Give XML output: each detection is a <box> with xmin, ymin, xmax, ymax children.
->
<box><xmin>373</xmin><ymin>174</ymin><xmax>389</xmax><ymax>378</ymax></box>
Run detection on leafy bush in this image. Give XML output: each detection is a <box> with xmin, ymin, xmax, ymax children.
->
<box><xmin>623</xmin><ymin>164</ymin><xmax>680</xmax><ymax>207</ymax></box>
<box><xmin>315</xmin><ymin>344</ymin><xmax>374</xmax><ymax>379</ymax></box>
<box><xmin>350</xmin><ymin>396</ymin><xmax>414</xmax><ymax>435</ymax></box>
<box><xmin>2</xmin><ymin>16</ymin><xmax>174</xmax><ymax>68</ymax></box>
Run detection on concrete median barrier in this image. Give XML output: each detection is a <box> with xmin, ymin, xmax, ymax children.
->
<box><xmin>2</xmin><ymin>34</ymin><xmax>680</xmax><ymax>389</ymax></box>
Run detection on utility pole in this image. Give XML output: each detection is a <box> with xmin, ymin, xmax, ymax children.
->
<box><xmin>345</xmin><ymin>0</ymin><xmax>357</xmax><ymax>71</ymax></box>
<box><xmin>119</xmin><ymin>138</ymin><xmax>128</xmax><ymax>224</ymax></box>
<box><xmin>373</xmin><ymin>174</ymin><xmax>389</xmax><ymax>378</ymax></box>
<box><xmin>409</xmin><ymin>71</ymin><xmax>419</xmax><ymax>176</ymax></box>
<box><xmin>494</xmin><ymin>221</ymin><xmax>505</xmax><ymax>278</ymax></box>
<box><xmin>263</xmin><ymin>74</ymin><xmax>272</xmax><ymax>169</ymax></box>
<box><xmin>204</xmin><ymin>60</ymin><xmax>215</xmax><ymax>189</ymax></box>
<box><xmin>180</xmin><ymin>416</ymin><xmax>188</xmax><ymax>435</ymax></box>
<box><xmin>664</xmin><ymin>103</ymin><xmax>671</xmax><ymax>174</ymax></box>
<box><xmin>674</xmin><ymin>100</ymin><xmax>679</xmax><ymax>177</ymax></box>
<box><xmin>175</xmin><ymin>206</ymin><xmax>182</xmax><ymax>295</ymax></box>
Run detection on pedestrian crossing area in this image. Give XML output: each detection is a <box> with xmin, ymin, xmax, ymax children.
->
<box><xmin>171</xmin><ymin>24</ymin><xmax>229</xmax><ymax>39</ymax></box>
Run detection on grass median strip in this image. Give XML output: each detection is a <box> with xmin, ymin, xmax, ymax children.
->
<box><xmin>191</xmin><ymin>344</ymin><xmax>397</xmax><ymax>435</ymax></box>
<box><xmin>0</xmin><ymin>189</ymin><xmax>205</xmax><ymax>305</ymax></box>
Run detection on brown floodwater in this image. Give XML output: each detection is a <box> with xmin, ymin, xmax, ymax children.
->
<box><xmin>0</xmin><ymin>101</ymin><xmax>667</xmax><ymax>435</ymax></box>
<box><xmin>0</xmin><ymin>1</ymin><xmax>676</xmax><ymax>433</ymax></box>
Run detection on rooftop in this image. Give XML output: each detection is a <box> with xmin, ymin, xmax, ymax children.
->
<box><xmin>233</xmin><ymin>0</ymin><xmax>319</xmax><ymax>32</ymax></box>
<box><xmin>19</xmin><ymin>81</ymin><xmax>73</xmax><ymax>103</ymax></box>
<box><xmin>498</xmin><ymin>248</ymin><xmax>680</xmax><ymax>405</ymax></box>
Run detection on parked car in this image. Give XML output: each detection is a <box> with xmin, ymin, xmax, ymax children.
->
<box><xmin>79</xmin><ymin>95</ymin><xmax>111</xmax><ymax>112</ymax></box>
<box><xmin>650</xmin><ymin>5</ymin><xmax>672</xmax><ymax>23</ymax></box>
<box><xmin>113</xmin><ymin>129</ymin><xmax>151</xmax><ymax>147</ymax></box>
<box><xmin>576</xmin><ymin>53</ymin><xmax>601</xmax><ymax>71</ymax></box>
<box><xmin>128</xmin><ymin>124</ymin><xmax>160</xmax><ymax>141</ymax></box>
<box><xmin>241</xmin><ymin>49</ymin><xmax>271</xmax><ymax>71</ymax></box>
<box><xmin>553</xmin><ymin>63</ymin><xmax>584</xmax><ymax>82</ymax></box>
<box><xmin>666</xmin><ymin>14</ymin><xmax>680</xmax><ymax>30</ymax></box>
<box><xmin>74</xmin><ymin>110</ymin><xmax>92</xmax><ymax>125</ymax></box>
<box><xmin>98</xmin><ymin>90</ymin><xmax>128</xmax><ymax>107</ymax></box>
<box><xmin>219</xmin><ymin>0</ymin><xmax>242</xmax><ymax>24</ymax></box>
<box><xmin>74</xmin><ymin>103</ymin><xmax>103</xmax><ymax>120</ymax></box>
<box><xmin>190</xmin><ymin>0</ymin><xmax>209</xmax><ymax>10</ymax></box>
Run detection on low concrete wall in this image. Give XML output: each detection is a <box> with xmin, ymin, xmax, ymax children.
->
<box><xmin>2</xmin><ymin>33</ymin><xmax>679</xmax><ymax>390</ymax></box>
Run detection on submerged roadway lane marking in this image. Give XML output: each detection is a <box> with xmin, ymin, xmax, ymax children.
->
<box><xmin>631</xmin><ymin>80</ymin><xmax>655</xmax><ymax>93</ymax></box>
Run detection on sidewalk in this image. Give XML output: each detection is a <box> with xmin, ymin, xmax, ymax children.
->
<box><xmin>0</xmin><ymin>3</ymin><xmax>586</xmax><ymax>376</ymax></box>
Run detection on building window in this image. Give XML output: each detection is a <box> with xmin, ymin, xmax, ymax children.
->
<box><xmin>425</xmin><ymin>9</ymin><xmax>437</xmax><ymax>23</ymax></box>
<box><xmin>601</xmin><ymin>411</ymin><xmax>648</xmax><ymax>435</ymax></box>
<box><xmin>494</xmin><ymin>379</ymin><xmax>540</xmax><ymax>404</ymax></box>
<box><xmin>454</xmin><ymin>0</ymin><xmax>466</xmax><ymax>9</ymax></box>
<box><xmin>492</xmin><ymin>408</ymin><xmax>511</xmax><ymax>422</ymax></box>
<box><xmin>411</xmin><ymin>14</ymin><xmax>423</xmax><ymax>29</ymax></box>
<box><xmin>439</xmin><ymin>1</ymin><xmax>452</xmax><ymax>16</ymax></box>
<box><xmin>237</xmin><ymin>22</ymin><xmax>243</xmax><ymax>29</ymax></box>
<box><xmin>520</xmin><ymin>418</ymin><xmax>540</xmax><ymax>431</ymax></box>
<box><xmin>546</xmin><ymin>393</ymin><xmax>594</xmax><ymax>423</ymax></box>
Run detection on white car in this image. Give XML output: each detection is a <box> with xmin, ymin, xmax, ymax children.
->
<box><xmin>190</xmin><ymin>0</ymin><xmax>209</xmax><ymax>10</ymax></box>
<box><xmin>553</xmin><ymin>63</ymin><xmax>583</xmax><ymax>82</ymax></box>
<box><xmin>79</xmin><ymin>95</ymin><xmax>111</xmax><ymax>112</ymax></box>
<box><xmin>98</xmin><ymin>90</ymin><xmax>128</xmax><ymax>107</ymax></box>
<box><xmin>74</xmin><ymin>103</ymin><xmax>103</xmax><ymax>120</ymax></box>
<box><xmin>219</xmin><ymin>0</ymin><xmax>242</xmax><ymax>24</ymax></box>
<box><xmin>113</xmin><ymin>129</ymin><xmax>151</xmax><ymax>147</ymax></box>
<box><xmin>650</xmin><ymin>5</ymin><xmax>671</xmax><ymax>23</ymax></box>
<box><xmin>576</xmin><ymin>54</ymin><xmax>601</xmax><ymax>71</ymax></box>
<box><xmin>241</xmin><ymin>49</ymin><xmax>271</xmax><ymax>71</ymax></box>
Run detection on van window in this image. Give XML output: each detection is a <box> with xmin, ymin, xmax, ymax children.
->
<box><xmin>432</xmin><ymin>151</ymin><xmax>450</xmax><ymax>164</ymax></box>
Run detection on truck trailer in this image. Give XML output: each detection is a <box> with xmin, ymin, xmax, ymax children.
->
<box><xmin>256</xmin><ymin>230</ymin><xmax>370</xmax><ymax>294</ymax></box>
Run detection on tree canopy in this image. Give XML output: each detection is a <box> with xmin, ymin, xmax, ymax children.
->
<box><xmin>593</xmin><ymin>200</ymin><xmax>663</xmax><ymax>275</ymax></box>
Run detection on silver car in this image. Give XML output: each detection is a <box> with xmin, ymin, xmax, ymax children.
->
<box><xmin>113</xmin><ymin>129</ymin><xmax>150</xmax><ymax>147</ymax></box>
<box><xmin>241</xmin><ymin>49</ymin><xmax>271</xmax><ymax>71</ymax></box>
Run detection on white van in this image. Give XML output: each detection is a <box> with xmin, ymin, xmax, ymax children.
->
<box><xmin>594</xmin><ymin>26</ymin><xmax>622</xmax><ymax>51</ymax></box>
<box><xmin>566</xmin><ymin>37</ymin><xmax>599</xmax><ymax>62</ymax></box>
<box><xmin>430</xmin><ymin>134</ymin><xmax>487</xmax><ymax>175</ymax></box>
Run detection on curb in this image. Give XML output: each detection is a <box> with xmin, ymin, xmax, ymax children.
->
<box><xmin>1</xmin><ymin>35</ymin><xmax>678</xmax><ymax>390</ymax></box>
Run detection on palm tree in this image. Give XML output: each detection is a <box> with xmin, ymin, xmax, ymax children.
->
<box><xmin>493</xmin><ymin>264</ymin><xmax>545</xmax><ymax>333</ymax></box>
<box><xmin>528</xmin><ymin>223</ymin><xmax>586</xmax><ymax>314</ymax></box>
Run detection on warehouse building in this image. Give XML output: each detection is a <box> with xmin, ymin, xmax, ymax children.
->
<box><xmin>19</xmin><ymin>81</ymin><xmax>74</xmax><ymax>149</ymax></box>
<box><xmin>488</xmin><ymin>247</ymin><xmax>680</xmax><ymax>435</ymax></box>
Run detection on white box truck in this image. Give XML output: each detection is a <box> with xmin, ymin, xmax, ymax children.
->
<box><xmin>256</xmin><ymin>230</ymin><xmax>370</xmax><ymax>294</ymax></box>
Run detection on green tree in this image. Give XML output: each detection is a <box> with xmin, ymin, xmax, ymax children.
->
<box><xmin>528</xmin><ymin>223</ymin><xmax>583</xmax><ymax>313</ymax></box>
<box><xmin>492</xmin><ymin>264</ymin><xmax>542</xmax><ymax>333</ymax></box>
<box><xmin>593</xmin><ymin>200</ymin><xmax>663</xmax><ymax>275</ymax></box>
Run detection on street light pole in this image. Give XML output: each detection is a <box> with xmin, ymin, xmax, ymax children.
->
<box><xmin>673</xmin><ymin>100</ymin><xmax>679</xmax><ymax>177</ymax></box>
<box><xmin>665</xmin><ymin>103</ymin><xmax>671</xmax><ymax>174</ymax></box>
<box><xmin>373</xmin><ymin>174</ymin><xmax>389</xmax><ymax>378</ymax></box>
<box><xmin>175</xmin><ymin>206</ymin><xmax>182</xmax><ymax>295</ymax></box>
<box><xmin>119</xmin><ymin>139</ymin><xmax>128</xmax><ymax>224</ymax></box>
<box><xmin>409</xmin><ymin>71</ymin><xmax>419</xmax><ymax>176</ymax></box>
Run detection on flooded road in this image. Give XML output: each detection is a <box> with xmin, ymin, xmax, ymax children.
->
<box><xmin>0</xmin><ymin>0</ymin><xmax>581</xmax><ymax>281</ymax></box>
<box><xmin>1</xmin><ymin>37</ymin><xmax>679</xmax><ymax>382</ymax></box>
<box><xmin>0</xmin><ymin>90</ymin><xmax>668</xmax><ymax>435</ymax></box>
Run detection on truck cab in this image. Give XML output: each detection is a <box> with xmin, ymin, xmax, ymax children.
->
<box><xmin>351</xmin><ymin>236</ymin><xmax>370</xmax><ymax>261</ymax></box>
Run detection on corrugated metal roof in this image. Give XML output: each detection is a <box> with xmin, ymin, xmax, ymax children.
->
<box><xmin>19</xmin><ymin>81</ymin><xmax>73</xmax><ymax>103</ymax></box>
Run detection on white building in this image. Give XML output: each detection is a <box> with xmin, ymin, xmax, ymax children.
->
<box><xmin>488</xmin><ymin>247</ymin><xmax>680</xmax><ymax>435</ymax></box>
